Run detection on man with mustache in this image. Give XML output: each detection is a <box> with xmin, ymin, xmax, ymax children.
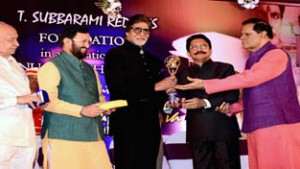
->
<box><xmin>167</xmin><ymin>34</ymin><xmax>241</xmax><ymax>169</ymax></box>
<box><xmin>104</xmin><ymin>14</ymin><xmax>176</xmax><ymax>169</ymax></box>
<box><xmin>176</xmin><ymin>18</ymin><xmax>300</xmax><ymax>169</ymax></box>
<box><xmin>38</xmin><ymin>26</ymin><xmax>113</xmax><ymax>169</ymax></box>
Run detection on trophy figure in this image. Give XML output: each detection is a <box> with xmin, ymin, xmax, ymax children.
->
<box><xmin>165</xmin><ymin>55</ymin><xmax>181</xmax><ymax>103</ymax></box>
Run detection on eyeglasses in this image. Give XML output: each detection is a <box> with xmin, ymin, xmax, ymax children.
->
<box><xmin>189</xmin><ymin>44</ymin><xmax>209</xmax><ymax>51</ymax></box>
<box><xmin>130</xmin><ymin>27</ymin><xmax>150</xmax><ymax>35</ymax></box>
<box><xmin>72</xmin><ymin>38</ymin><xmax>91</xmax><ymax>45</ymax></box>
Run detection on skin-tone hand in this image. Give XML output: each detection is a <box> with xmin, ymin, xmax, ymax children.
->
<box><xmin>155</xmin><ymin>76</ymin><xmax>177</xmax><ymax>91</ymax></box>
<box><xmin>181</xmin><ymin>98</ymin><xmax>206</xmax><ymax>109</ymax></box>
<box><xmin>80</xmin><ymin>103</ymin><xmax>115</xmax><ymax>118</ymax></box>
<box><xmin>215</xmin><ymin>102</ymin><xmax>231</xmax><ymax>115</ymax></box>
<box><xmin>175</xmin><ymin>77</ymin><xmax>204</xmax><ymax>90</ymax></box>
<box><xmin>17</xmin><ymin>93</ymin><xmax>42</xmax><ymax>109</ymax></box>
<box><xmin>166</xmin><ymin>88</ymin><xmax>176</xmax><ymax>94</ymax></box>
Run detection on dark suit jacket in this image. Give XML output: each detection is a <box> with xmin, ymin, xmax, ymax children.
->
<box><xmin>177</xmin><ymin>59</ymin><xmax>241</xmax><ymax>143</ymax></box>
<box><xmin>104</xmin><ymin>40</ymin><xmax>166</xmax><ymax>136</ymax></box>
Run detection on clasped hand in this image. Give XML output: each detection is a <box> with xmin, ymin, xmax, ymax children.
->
<box><xmin>167</xmin><ymin>98</ymin><xmax>206</xmax><ymax>110</ymax></box>
<box><xmin>17</xmin><ymin>93</ymin><xmax>43</xmax><ymax>109</ymax></box>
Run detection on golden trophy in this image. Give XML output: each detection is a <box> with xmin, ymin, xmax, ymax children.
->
<box><xmin>165</xmin><ymin>55</ymin><xmax>181</xmax><ymax>103</ymax></box>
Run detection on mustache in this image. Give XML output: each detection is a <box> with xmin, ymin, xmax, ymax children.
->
<box><xmin>194</xmin><ymin>51</ymin><xmax>207</xmax><ymax>55</ymax></box>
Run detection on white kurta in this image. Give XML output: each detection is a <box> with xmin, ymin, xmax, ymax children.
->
<box><xmin>0</xmin><ymin>56</ymin><xmax>36</xmax><ymax>147</ymax></box>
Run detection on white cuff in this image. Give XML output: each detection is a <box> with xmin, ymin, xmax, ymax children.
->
<box><xmin>203</xmin><ymin>99</ymin><xmax>211</xmax><ymax>109</ymax></box>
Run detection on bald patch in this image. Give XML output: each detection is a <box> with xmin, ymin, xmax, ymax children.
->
<box><xmin>0</xmin><ymin>22</ymin><xmax>19</xmax><ymax>57</ymax></box>
<box><xmin>0</xmin><ymin>22</ymin><xmax>17</xmax><ymax>38</ymax></box>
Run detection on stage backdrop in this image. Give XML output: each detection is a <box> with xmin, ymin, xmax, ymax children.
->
<box><xmin>1</xmin><ymin>0</ymin><xmax>299</xmax><ymax>168</ymax></box>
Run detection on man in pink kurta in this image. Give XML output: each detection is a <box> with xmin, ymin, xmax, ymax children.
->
<box><xmin>176</xmin><ymin>18</ymin><xmax>300</xmax><ymax>169</ymax></box>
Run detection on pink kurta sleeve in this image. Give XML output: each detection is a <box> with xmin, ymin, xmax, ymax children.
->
<box><xmin>226</xmin><ymin>98</ymin><xmax>243</xmax><ymax>117</ymax></box>
<box><xmin>204</xmin><ymin>49</ymin><xmax>288</xmax><ymax>94</ymax></box>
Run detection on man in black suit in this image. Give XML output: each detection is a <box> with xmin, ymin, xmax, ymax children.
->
<box><xmin>167</xmin><ymin>34</ymin><xmax>241</xmax><ymax>169</ymax></box>
<box><xmin>104</xmin><ymin>14</ymin><xmax>176</xmax><ymax>169</ymax></box>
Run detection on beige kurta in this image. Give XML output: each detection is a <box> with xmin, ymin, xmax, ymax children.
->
<box><xmin>38</xmin><ymin>62</ymin><xmax>112</xmax><ymax>169</ymax></box>
<box><xmin>42</xmin><ymin>134</ymin><xmax>112</xmax><ymax>169</ymax></box>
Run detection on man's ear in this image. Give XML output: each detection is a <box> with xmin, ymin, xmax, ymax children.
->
<box><xmin>261</xmin><ymin>31</ymin><xmax>267</xmax><ymax>38</ymax></box>
<box><xmin>63</xmin><ymin>38</ymin><xmax>70</xmax><ymax>45</ymax></box>
<box><xmin>187</xmin><ymin>51</ymin><xmax>191</xmax><ymax>58</ymax></box>
<box><xmin>63</xmin><ymin>38</ymin><xmax>72</xmax><ymax>48</ymax></box>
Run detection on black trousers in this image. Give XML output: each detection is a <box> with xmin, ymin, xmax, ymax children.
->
<box><xmin>113</xmin><ymin>129</ymin><xmax>160</xmax><ymax>169</ymax></box>
<box><xmin>190</xmin><ymin>138</ymin><xmax>241</xmax><ymax>169</ymax></box>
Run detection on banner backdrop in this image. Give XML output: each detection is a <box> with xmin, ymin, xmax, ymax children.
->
<box><xmin>1</xmin><ymin>0</ymin><xmax>299</xmax><ymax>168</ymax></box>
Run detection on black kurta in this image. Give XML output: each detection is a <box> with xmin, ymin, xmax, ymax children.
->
<box><xmin>104</xmin><ymin>40</ymin><xmax>166</xmax><ymax>169</ymax></box>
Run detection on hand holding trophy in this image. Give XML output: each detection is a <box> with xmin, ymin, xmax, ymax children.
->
<box><xmin>165</xmin><ymin>55</ymin><xmax>181</xmax><ymax>103</ymax></box>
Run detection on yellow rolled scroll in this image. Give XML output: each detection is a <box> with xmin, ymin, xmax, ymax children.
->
<box><xmin>98</xmin><ymin>100</ymin><xmax>128</xmax><ymax>109</ymax></box>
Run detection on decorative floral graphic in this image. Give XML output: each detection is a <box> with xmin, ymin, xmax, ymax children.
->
<box><xmin>237</xmin><ymin>0</ymin><xmax>259</xmax><ymax>9</ymax></box>
<box><xmin>95</xmin><ymin>0</ymin><xmax>122</xmax><ymax>18</ymax></box>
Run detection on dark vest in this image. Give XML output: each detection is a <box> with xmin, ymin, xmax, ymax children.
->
<box><xmin>41</xmin><ymin>51</ymin><xmax>104</xmax><ymax>141</ymax></box>
<box><xmin>242</xmin><ymin>42</ymin><xmax>300</xmax><ymax>133</ymax></box>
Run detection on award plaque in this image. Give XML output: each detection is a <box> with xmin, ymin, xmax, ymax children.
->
<box><xmin>164</xmin><ymin>55</ymin><xmax>181</xmax><ymax>102</ymax></box>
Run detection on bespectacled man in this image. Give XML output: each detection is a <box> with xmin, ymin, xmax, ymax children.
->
<box><xmin>104</xmin><ymin>14</ymin><xmax>177</xmax><ymax>169</ymax></box>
